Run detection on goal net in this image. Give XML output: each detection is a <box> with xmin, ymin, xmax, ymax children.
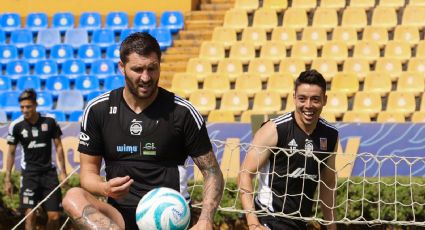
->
<box><xmin>187</xmin><ymin>139</ymin><xmax>425</xmax><ymax>227</ymax></box>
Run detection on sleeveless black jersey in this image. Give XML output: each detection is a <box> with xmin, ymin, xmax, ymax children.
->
<box><xmin>7</xmin><ymin>114</ymin><xmax>62</xmax><ymax>172</ymax></box>
<box><xmin>78</xmin><ymin>87</ymin><xmax>212</xmax><ymax>207</ymax></box>
<box><xmin>255</xmin><ymin>112</ymin><xmax>338</xmax><ymax>218</ymax></box>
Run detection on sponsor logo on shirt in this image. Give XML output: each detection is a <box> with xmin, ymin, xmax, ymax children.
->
<box><xmin>21</xmin><ymin>129</ymin><xmax>28</xmax><ymax>138</ymax></box>
<box><xmin>116</xmin><ymin>144</ymin><xmax>139</xmax><ymax>154</ymax></box>
<box><xmin>143</xmin><ymin>142</ymin><xmax>156</xmax><ymax>155</ymax></box>
<box><xmin>27</xmin><ymin>140</ymin><xmax>47</xmax><ymax>149</ymax></box>
<box><xmin>41</xmin><ymin>123</ymin><xmax>48</xmax><ymax>132</ymax></box>
<box><xmin>288</xmin><ymin>167</ymin><xmax>317</xmax><ymax>180</ymax></box>
<box><xmin>80</xmin><ymin>132</ymin><xmax>90</xmax><ymax>141</ymax></box>
<box><xmin>6</xmin><ymin>135</ymin><xmax>14</xmax><ymax>142</ymax></box>
<box><xmin>32</xmin><ymin>128</ymin><xmax>39</xmax><ymax>137</ymax></box>
<box><xmin>130</xmin><ymin>119</ymin><xmax>143</xmax><ymax>135</ymax></box>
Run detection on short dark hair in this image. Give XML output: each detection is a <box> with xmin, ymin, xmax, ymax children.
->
<box><xmin>18</xmin><ymin>88</ymin><xmax>37</xmax><ymax>103</ymax></box>
<box><xmin>294</xmin><ymin>69</ymin><xmax>327</xmax><ymax>93</ymax></box>
<box><xmin>119</xmin><ymin>32</ymin><xmax>161</xmax><ymax>64</ymax></box>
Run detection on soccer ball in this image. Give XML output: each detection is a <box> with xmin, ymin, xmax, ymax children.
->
<box><xmin>135</xmin><ymin>187</ymin><xmax>190</xmax><ymax>230</ymax></box>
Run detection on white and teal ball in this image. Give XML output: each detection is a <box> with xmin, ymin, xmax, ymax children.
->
<box><xmin>135</xmin><ymin>187</ymin><xmax>190</xmax><ymax>230</ymax></box>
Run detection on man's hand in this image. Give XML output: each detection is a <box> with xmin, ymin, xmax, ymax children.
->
<box><xmin>4</xmin><ymin>181</ymin><xmax>13</xmax><ymax>196</ymax></box>
<box><xmin>189</xmin><ymin>218</ymin><xmax>213</xmax><ymax>230</ymax></box>
<box><xmin>103</xmin><ymin>176</ymin><xmax>134</xmax><ymax>199</ymax></box>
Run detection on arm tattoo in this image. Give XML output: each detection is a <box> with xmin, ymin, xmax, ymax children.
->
<box><xmin>71</xmin><ymin>205</ymin><xmax>120</xmax><ymax>230</ymax></box>
<box><xmin>193</xmin><ymin>151</ymin><xmax>224</xmax><ymax>222</ymax></box>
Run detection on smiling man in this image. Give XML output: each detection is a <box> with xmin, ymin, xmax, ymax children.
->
<box><xmin>238</xmin><ymin>70</ymin><xmax>339</xmax><ymax>230</ymax></box>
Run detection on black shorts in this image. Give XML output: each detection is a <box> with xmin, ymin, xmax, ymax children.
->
<box><xmin>20</xmin><ymin>168</ymin><xmax>62</xmax><ymax>212</ymax></box>
<box><xmin>255</xmin><ymin>202</ymin><xmax>308</xmax><ymax>230</ymax></box>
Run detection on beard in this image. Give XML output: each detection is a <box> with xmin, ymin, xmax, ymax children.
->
<box><xmin>124</xmin><ymin>74</ymin><xmax>159</xmax><ymax>100</ymax></box>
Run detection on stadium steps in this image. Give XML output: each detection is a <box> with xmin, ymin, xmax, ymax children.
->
<box><xmin>161</xmin><ymin>62</ymin><xmax>187</xmax><ymax>72</ymax></box>
<box><xmin>184</xmin><ymin>20</ymin><xmax>223</xmax><ymax>31</ymax></box>
<box><xmin>184</xmin><ymin>11</ymin><xmax>225</xmax><ymax>21</ymax></box>
<box><xmin>162</xmin><ymin>53</ymin><xmax>194</xmax><ymax>62</ymax></box>
<box><xmin>200</xmin><ymin>3</ymin><xmax>234</xmax><ymax>11</ymax></box>
<box><xmin>179</xmin><ymin>30</ymin><xmax>213</xmax><ymax>40</ymax></box>
<box><xmin>173</xmin><ymin>39</ymin><xmax>204</xmax><ymax>47</ymax></box>
<box><xmin>165</xmin><ymin>46</ymin><xmax>200</xmax><ymax>55</ymax></box>
<box><xmin>159</xmin><ymin>72</ymin><xmax>175</xmax><ymax>89</ymax></box>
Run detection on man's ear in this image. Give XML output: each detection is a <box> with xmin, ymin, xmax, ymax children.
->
<box><xmin>118</xmin><ymin>61</ymin><xmax>125</xmax><ymax>75</ymax></box>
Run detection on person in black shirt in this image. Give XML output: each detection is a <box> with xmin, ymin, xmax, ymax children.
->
<box><xmin>4</xmin><ymin>89</ymin><xmax>68</xmax><ymax>230</ymax></box>
<box><xmin>239</xmin><ymin>70</ymin><xmax>339</xmax><ymax>230</ymax></box>
<box><xmin>62</xmin><ymin>32</ymin><xmax>224</xmax><ymax>230</ymax></box>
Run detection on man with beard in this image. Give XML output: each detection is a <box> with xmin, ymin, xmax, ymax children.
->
<box><xmin>62</xmin><ymin>32</ymin><xmax>224</xmax><ymax>230</ymax></box>
<box><xmin>238</xmin><ymin>70</ymin><xmax>339</xmax><ymax>230</ymax></box>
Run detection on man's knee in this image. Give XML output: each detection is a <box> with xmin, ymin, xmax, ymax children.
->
<box><xmin>47</xmin><ymin>211</ymin><xmax>60</xmax><ymax>221</ymax></box>
<box><xmin>63</xmin><ymin>187</ymin><xmax>88</xmax><ymax>216</ymax></box>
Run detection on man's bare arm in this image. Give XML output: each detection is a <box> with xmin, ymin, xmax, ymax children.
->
<box><xmin>192</xmin><ymin>150</ymin><xmax>224</xmax><ymax>222</ymax></box>
<box><xmin>5</xmin><ymin>144</ymin><xmax>17</xmax><ymax>183</ymax></box>
<box><xmin>53</xmin><ymin>137</ymin><xmax>67</xmax><ymax>176</ymax></box>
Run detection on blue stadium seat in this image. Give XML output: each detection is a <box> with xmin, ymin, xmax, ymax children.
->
<box><xmin>56</xmin><ymin>90</ymin><xmax>85</xmax><ymax>112</ymax></box>
<box><xmin>64</xmin><ymin>28</ymin><xmax>89</xmax><ymax>49</ymax></box>
<box><xmin>75</xmin><ymin>74</ymin><xmax>100</xmax><ymax>96</ymax></box>
<box><xmin>106</xmin><ymin>44</ymin><xmax>120</xmax><ymax>63</ymax></box>
<box><xmin>78</xmin><ymin>12</ymin><xmax>102</xmax><ymax>32</ymax></box>
<box><xmin>23</xmin><ymin>44</ymin><xmax>47</xmax><ymax>65</ymax></box>
<box><xmin>92</xmin><ymin>29</ymin><xmax>115</xmax><ymax>49</ymax></box>
<box><xmin>0</xmin><ymin>30</ymin><xmax>6</xmax><ymax>44</ymax></box>
<box><xmin>0</xmin><ymin>44</ymin><xmax>18</xmax><ymax>64</ymax></box>
<box><xmin>148</xmin><ymin>28</ymin><xmax>172</xmax><ymax>51</ymax></box>
<box><xmin>36</xmin><ymin>29</ymin><xmax>61</xmax><ymax>49</ymax></box>
<box><xmin>105</xmin><ymin>12</ymin><xmax>129</xmax><ymax>33</ymax></box>
<box><xmin>10</xmin><ymin>29</ymin><xmax>33</xmax><ymax>49</ymax></box>
<box><xmin>90</xmin><ymin>59</ymin><xmax>116</xmax><ymax>80</ymax></box>
<box><xmin>0</xmin><ymin>110</ymin><xmax>7</xmax><ymax>123</ymax></box>
<box><xmin>119</xmin><ymin>28</ymin><xmax>137</xmax><ymax>43</ymax></box>
<box><xmin>6</xmin><ymin>60</ymin><xmax>30</xmax><ymax>81</ymax></box>
<box><xmin>52</xmin><ymin>12</ymin><xmax>75</xmax><ymax>33</ymax></box>
<box><xmin>45</xmin><ymin>110</ymin><xmax>66</xmax><ymax>121</ymax></box>
<box><xmin>86</xmin><ymin>90</ymin><xmax>104</xmax><ymax>101</ymax></box>
<box><xmin>16</xmin><ymin>75</ymin><xmax>41</xmax><ymax>91</ymax></box>
<box><xmin>45</xmin><ymin>75</ymin><xmax>71</xmax><ymax>98</ymax></box>
<box><xmin>68</xmin><ymin>110</ymin><xmax>83</xmax><ymax>122</ymax></box>
<box><xmin>0</xmin><ymin>76</ymin><xmax>12</xmax><ymax>91</ymax></box>
<box><xmin>36</xmin><ymin>91</ymin><xmax>54</xmax><ymax>111</ymax></box>
<box><xmin>77</xmin><ymin>44</ymin><xmax>101</xmax><ymax>65</ymax></box>
<box><xmin>34</xmin><ymin>60</ymin><xmax>59</xmax><ymax>81</ymax></box>
<box><xmin>61</xmin><ymin>59</ymin><xmax>86</xmax><ymax>80</ymax></box>
<box><xmin>11</xmin><ymin>111</ymin><xmax>22</xmax><ymax>121</ymax></box>
<box><xmin>50</xmin><ymin>44</ymin><xmax>74</xmax><ymax>64</ymax></box>
<box><xmin>133</xmin><ymin>11</ymin><xmax>156</xmax><ymax>32</ymax></box>
<box><xmin>0</xmin><ymin>13</ymin><xmax>21</xmax><ymax>33</ymax></box>
<box><xmin>160</xmin><ymin>11</ymin><xmax>184</xmax><ymax>33</ymax></box>
<box><xmin>1</xmin><ymin>91</ymin><xmax>20</xmax><ymax>114</ymax></box>
<box><xmin>104</xmin><ymin>74</ymin><xmax>124</xmax><ymax>91</ymax></box>
<box><xmin>25</xmin><ymin>12</ymin><xmax>48</xmax><ymax>33</ymax></box>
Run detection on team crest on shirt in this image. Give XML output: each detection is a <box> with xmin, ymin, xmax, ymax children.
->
<box><xmin>32</xmin><ymin>128</ymin><xmax>39</xmax><ymax>137</ymax></box>
<box><xmin>305</xmin><ymin>139</ymin><xmax>314</xmax><ymax>157</ymax></box>
<box><xmin>320</xmin><ymin>138</ymin><xmax>327</xmax><ymax>150</ymax></box>
<box><xmin>288</xmin><ymin>139</ymin><xmax>298</xmax><ymax>154</ymax></box>
<box><xmin>41</xmin><ymin>123</ymin><xmax>48</xmax><ymax>132</ymax></box>
<box><xmin>21</xmin><ymin>129</ymin><xmax>28</xmax><ymax>138</ymax></box>
<box><xmin>130</xmin><ymin>119</ymin><xmax>143</xmax><ymax>135</ymax></box>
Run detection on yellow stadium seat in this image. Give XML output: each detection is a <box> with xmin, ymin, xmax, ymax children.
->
<box><xmin>240</xmin><ymin>110</ymin><xmax>270</xmax><ymax>123</ymax></box>
<box><xmin>409</xmin><ymin>0</ymin><xmax>425</xmax><ymax>6</ymax></box>
<box><xmin>252</xmin><ymin>8</ymin><xmax>278</xmax><ymax>32</ymax></box>
<box><xmin>393</xmin><ymin>26</ymin><xmax>420</xmax><ymax>48</ymax></box>
<box><xmin>349</xmin><ymin>0</ymin><xmax>375</xmax><ymax>9</ymax></box>
<box><xmin>223</xmin><ymin>9</ymin><xmax>249</xmax><ymax>32</ymax></box>
<box><xmin>362</xmin><ymin>26</ymin><xmax>389</xmax><ymax>48</ymax></box>
<box><xmin>375</xmin><ymin>58</ymin><xmax>402</xmax><ymax>81</ymax></box>
<box><xmin>352</xmin><ymin>91</ymin><xmax>382</xmax><ymax>118</ymax></box>
<box><xmin>267</xmin><ymin>73</ymin><xmax>294</xmax><ymax>98</ymax></box>
<box><xmin>407</xmin><ymin>58</ymin><xmax>425</xmax><ymax>74</ymax></box>
<box><xmin>384</xmin><ymin>41</ymin><xmax>411</xmax><ymax>63</ymax></box>
<box><xmin>402</xmin><ymin>6</ymin><xmax>425</xmax><ymax>29</ymax></box>
<box><xmin>171</xmin><ymin>73</ymin><xmax>198</xmax><ymax>98</ymax></box>
<box><xmin>220</xmin><ymin>90</ymin><xmax>249</xmax><ymax>115</ymax></box>
<box><xmin>283</xmin><ymin>94</ymin><xmax>295</xmax><ymax>112</ymax></box>
<box><xmin>341</xmin><ymin>7</ymin><xmax>368</xmax><ymax>31</ymax></box>
<box><xmin>397</xmin><ymin>72</ymin><xmax>425</xmax><ymax>96</ymax></box>
<box><xmin>343</xmin><ymin>111</ymin><xmax>372</xmax><ymax>122</ymax></box>
<box><xmin>260</xmin><ymin>41</ymin><xmax>287</xmax><ymax>64</ymax></box>
<box><xmin>252</xmin><ymin>91</ymin><xmax>282</xmax><ymax>114</ymax></box>
<box><xmin>412</xmin><ymin>111</ymin><xmax>425</xmax><ymax>123</ymax></box>
<box><xmin>378</xmin><ymin>0</ymin><xmax>404</xmax><ymax>9</ymax></box>
<box><xmin>234</xmin><ymin>73</ymin><xmax>262</xmax><ymax>97</ymax></box>
<box><xmin>203</xmin><ymin>74</ymin><xmax>230</xmax><ymax>97</ymax></box>
<box><xmin>290</xmin><ymin>41</ymin><xmax>317</xmax><ymax>64</ymax></box>
<box><xmin>189</xmin><ymin>90</ymin><xmax>216</xmax><ymax>116</ymax></box>
<box><xmin>282</xmin><ymin>8</ymin><xmax>308</xmax><ymax>32</ymax></box>
<box><xmin>263</xmin><ymin>0</ymin><xmax>288</xmax><ymax>12</ymax></box>
<box><xmin>371</xmin><ymin>7</ymin><xmax>397</xmax><ymax>30</ymax></box>
<box><xmin>242</xmin><ymin>27</ymin><xmax>268</xmax><ymax>49</ymax></box>
<box><xmin>377</xmin><ymin>111</ymin><xmax>405</xmax><ymax>123</ymax></box>
<box><xmin>302</xmin><ymin>27</ymin><xmax>328</xmax><ymax>47</ymax></box>
<box><xmin>234</xmin><ymin>0</ymin><xmax>259</xmax><ymax>13</ymax></box>
<box><xmin>311</xmin><ymin>58</ymin><xmax>338</xmax><ymax>82</ymax></box>
<box><xmin>291</xmin><ymin>0</ymin><xmax>317</xmax><ymax>11</ymax></box>
<box><xmin>271</xmin><ymin>27</ymin><xmax>297</xmax><ymax>48</ymax></box>
<box><xmin>248</xmin><ymin>58</ymin><xmax>275</xmax><ymax>82</ymax></box>
<box><xmin>332</xmin><ymin>26</ymin><xmax>358</xmax><ymax>48</ymax></box>
<box><xmin>343</xmin><ymin>58</ymin><xmax>370</xmax><ymax>81</ymax></box>
<box><xmin>331</xmin><ymin>72</ymin><xmax>359</xmax><ymax>96</ymax></box>
<box><xmin>229</xmin><ymin>41</ymin><xmax>256</xmax><ymax>64</ymax></box>
<box><xmin>279</xmin><ymin>58</ymin><xmax>306</xmax><ymax>78</ymax></box>
<box><xmin>363</xmin><ymin>72</ymin><xmax>392</xmax><ymax>96</ymax></box>
<box><xmin>186</xmin><ymin>58</ymin><xmax>213</xmax><ymax>82</ymax></box>
<box><xmin>320</xmin><ymin>0</ymin><xmax>346</xmax><ymax>9</ymax></box>
<box><xmin>207</xmin><ymin>110</ymin><xmax>235</xmax><ymax>122</ymax></box>
<box><xmin>322</xmin><ymin>41</ymin><xmax>349</xmax><ymax>64</ymax></box>
<box><xmin>217</xmin><ymin>58</ymin><xmax>243</xmax><ymax>83</ymax></box>
<box><xmin>415</xmin><ymin>41</ymin><xmax>425</xmax><ymax>58</ymax></box>
<box><xmin>353</xmin><ymin>41</ymin><xmax>380</xmax><ymax>64</ymax></box>
<box><xmin>323</xmin><ymin>91</ymin><xmax>348</xmax><ymax>118</ymax></box>
<box><xmin>386</xmin><ymin>91</ymin><xmax>416</xmax><ymax>117</ymax></box>
<box><xmin>199</xmin><ymin>42</ymin><xmax>225</xmax><ymax>64</ymax></box>
<box><xmin>212</xmin><ymin>27</ymin><xmax>237</xmax><ymax>50</ymax></box>
<box><xmin>312</xmin><ymin>8</ymin><xmax>338</xmax><ymax>32</ymax></box>
<box><xmin>320</xmin><ymin>111</ymin><xmax>337</xmax><ymax>122</ymax></box>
